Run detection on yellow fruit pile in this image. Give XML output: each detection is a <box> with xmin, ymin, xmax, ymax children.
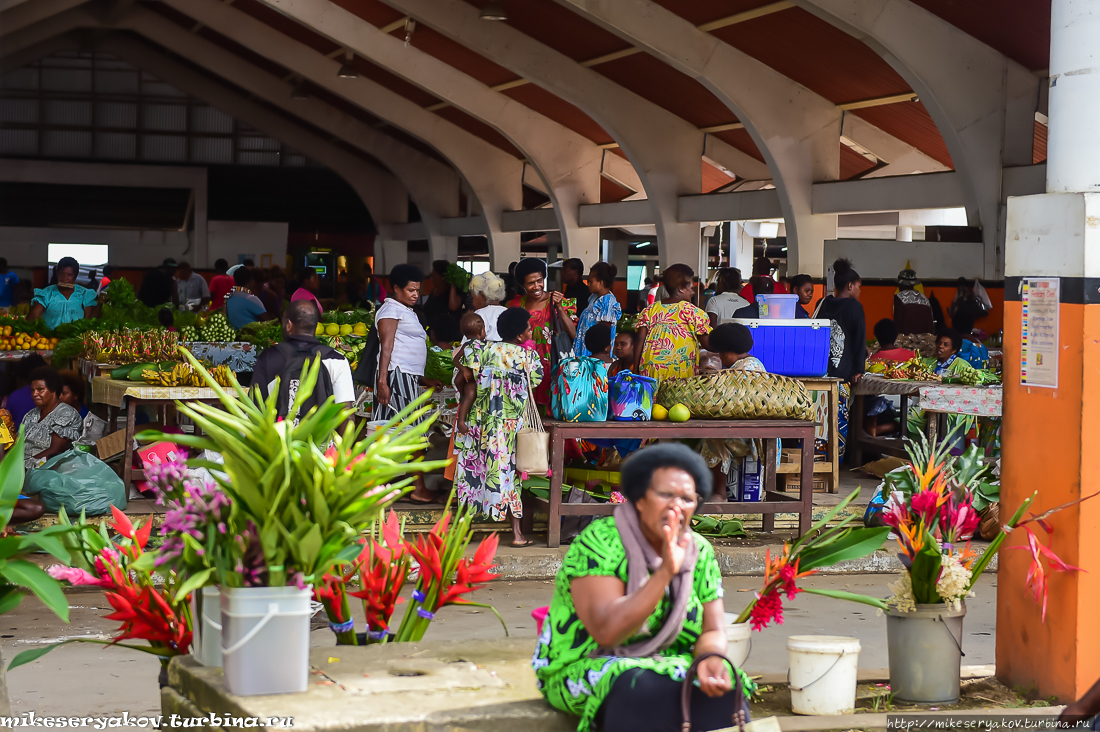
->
<box><xmin>143</xmin><ymin>362</ymin><xmax>235</xmax><ymax>388</ymax></box>
<box><xmin>0</xmin><ymin>327</ymin><xmax>59</xmax><ymax>352</ymax></box>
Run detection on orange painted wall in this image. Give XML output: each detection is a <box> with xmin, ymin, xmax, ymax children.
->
<box><xmin>997</xmin><ymin>300</ymin><xmax>1100</xmax><ymax>700</ymax></box>
<box><xmin>853</xmin><ymin>284</ymin><xmax>1005</xmax><ymax>335</ymax></box>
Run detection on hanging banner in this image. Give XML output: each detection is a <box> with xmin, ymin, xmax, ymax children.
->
<box><xmin>1021</xmin><ymin>277</ymin><xmax>1059</xmax><ymax>388</ymax></box>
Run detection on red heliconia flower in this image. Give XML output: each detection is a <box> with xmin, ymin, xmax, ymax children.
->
<box><xmin>440</xmin><ymin>534</ymin><xmax>500</xmax><ymax>607</ymax></box>
<box><xmin>108</xmin><ymin>505</ymin><xmax>152</xmax><ymax>551</ymax></box>
<box><xmin>749</xmin><ymin>588</ymin><xmax>784</xmax><ymax>631</ymax></box>
<box><xmin>939</xmin><ymin>496</ymin><xmax>980</xmax><ymax>544</ymax></box>
<box><xmin>1007</xmin><ymin>526</ymin><xmax>1085</xmax><ymax>622</ymax></box>
<box><xmin>102</xmin><ymin>578</ymin><xmax>191</xmax><ymax>652</ymax></box>
<box><xmin>910</xmin><ymin>489</ymin><xmax>946</xmax><ymax>526</ymax></box>
<box><xmin>349</xmin><ymin>512</ymin><xmax>412</xmax><ymax>632</ymax></box>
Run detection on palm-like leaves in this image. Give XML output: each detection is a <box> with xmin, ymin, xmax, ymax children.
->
<box><xmin>139</xmin><ymin>347</ymin><xmax>446</xmax><ymax>588</ymax></box>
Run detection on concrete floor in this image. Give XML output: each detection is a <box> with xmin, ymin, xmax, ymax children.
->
<box><xmin>2</xmin><ymin>574</ymin><xmax>996</xmax><ymax>716</ymax></box>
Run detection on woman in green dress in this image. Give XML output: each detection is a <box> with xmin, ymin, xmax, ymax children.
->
<box><xmin>454</xmin><ymin>307</ymin><xmax>543</xmax><ymax>547</ymax></box>
<box><xmin>532</xmin><ymin>443</ymin><xmax>752</xmax><ymax>732</ymax></box>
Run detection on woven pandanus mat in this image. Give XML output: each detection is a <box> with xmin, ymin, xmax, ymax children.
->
<box><xmin>656</xmin><ymin>370</ymin><xmax>814</xmax><ymax>420</ymax></box>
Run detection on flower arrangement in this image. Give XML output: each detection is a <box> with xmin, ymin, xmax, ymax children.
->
<box><xmin>11</xmin><ymin>506</ymin><xmax>191</xmax><ymax>670</ymax></box>
<box><xmin>732</xmin><ymin>489</ymin><xmax>891</xmax><ymax>630</ymax></box>
<box><xmin>314</xmin><ymin>499</ymin><xmax>506</xmax><ymax>645</ymax></box>
<box><xmin>137</xmin><ymin>349</ymin><xmax>446</xmax><ymax>590</ymax></box>
<box><xmin>880</xmin><ymin>432</ymin><xmax>1091</xmax><ymax>618</ymax></box>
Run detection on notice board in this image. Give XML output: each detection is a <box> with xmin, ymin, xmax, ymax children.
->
<box><xmin>1021</xmin><ymin>277</ymin><xmax>1059</xmax><ymax>388</ymax></box>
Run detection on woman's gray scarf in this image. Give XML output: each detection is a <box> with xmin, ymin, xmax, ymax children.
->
<box><xmin>599</xmin><ymin>501</ymin><xmax>700</xmax><ymax>658</ymax></box>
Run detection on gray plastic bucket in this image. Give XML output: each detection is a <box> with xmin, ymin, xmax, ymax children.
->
<box><xmin>220</xmin><ymin>586</ymin><xmax>312</xmax><ymax>696</ymax></box>
<box><xmin>886</xmin><ymin>602</ymin><xmax>966</xmax><ymax>703</ymax></box>
<box><xmin>190</xmin><ymin>586</ymin><xmax>222</xmax><ymax>668</ymax></box>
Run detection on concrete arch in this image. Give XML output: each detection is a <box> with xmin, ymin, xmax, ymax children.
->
<box><xmin>344</xmin><ymin>0</ymin><xmax>767</xmax><ymax>268</ymax></box>
<box><xmin>792</xmin><ymin>0</ymin><xmax>1040</xmax><ymax>278</ymax></box>
<box><xmin>119</xmin><ymin>0</ymin><xmax>523</xmax><ymax>269</ymax></box>
<box><xmin>552</xmin><ymin>0</ymin><xmax>840</xmax><ymax>275</ymax></box>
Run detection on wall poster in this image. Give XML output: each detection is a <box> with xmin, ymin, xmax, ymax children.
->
<box><xmin>1021</xmin><ymin>277</ymin><xmax>1059</xmax><ymax>388</ymax></box>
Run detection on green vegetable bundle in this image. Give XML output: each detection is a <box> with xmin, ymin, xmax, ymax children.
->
<box><xmin>238</xmin><ymin>320</ymin><xmax>284</xmax><ymax>350</ymax></box>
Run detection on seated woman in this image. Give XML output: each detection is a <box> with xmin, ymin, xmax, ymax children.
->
<box><xmin>532</xmin><ymin>444</ymin><xmax>751</xmax><ymax>732</ymax></box>
<box><xmin>934</xmin><ymin>328</ymin><xmax>965</xmax><ymax>375</ymax></box>
<box><xmin>9</xmin><ymin>367</ymin><xmax>83</xmax><ymax>522</ymax></box>
<box><xmin>709</xmin><ymin>323</ymin><xmax>765</xmax><ymax>372</ymax></box>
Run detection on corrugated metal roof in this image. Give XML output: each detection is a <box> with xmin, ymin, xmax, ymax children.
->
<box><xmin>851</xmin><ymin>101</ymin><xmax>953</xmax><ymax>168</ymax></box>
<box><xmin>1032</xmin><ymin>120</ymin><xmax>1047</xmax><ymax>164</ymax></box>
<box><xmin>908</xmin><ymin>0</ymin><xmax>1049</xmax><ymax>71</ymax></box>
<box><xmin>709</xmin><ymin>8</ymin><xmax>911</xmax><ymax>104</ymax></box>
<box><xmin>500</xmin><ymin>84</ymin><xmax>610</xmax><ymax>145</ymax></box>
<box><xmin>702</xmin><ymin>159</ymin><xmax>736</xmax><ymax>193</ymax></box>
<box><xmin>839</xmin><ymin>144</ymin><xmax>877</xmax><ymax>180</ymax></box>
<box><xmin>0</xmin><ymin>129</ymin><xmax>37</xmax><ymax>156</ymax></box>
<box><xmin>711</xmin><ymin>128</ymin><xmax>765</xmax><ymax>164</ymax></box>
<box><xmin>94</xmin><ymin>132</ymin><xmax>137</xmax><ymax>160</ymax></box>
<box><xmin>42</xmin><ymin>130</ymin><xmax>92</xmax><ymax>157</ymax></box>
<box><xmin>233</xmin><ymin>0</ymin><xmax>341</xmax><ymax>56</ymax></box>
<box><xmin>331</xmin><ymin>0</ymin><xmax>406</xmax><ymax>29</ymax></box>
<box><xmin>433</xmin><ymin>106</ymin><xmax>523</xmax><ymax>158</ymax></box>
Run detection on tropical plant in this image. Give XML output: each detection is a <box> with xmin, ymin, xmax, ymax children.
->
<box><xmin>732</xmin><ymin>488</ymin><xmax>890</xmax><ymax>630</ymax></box>
<box><xmin>138</xmin><ymin>348</ymin><xmax>446</xmax><ymax>590</ymax></box>
<box><xmin>0</xmin><ymin>429</ymin><xmax>74</xmax><ymax>623</ymax></box>
<box><xmin>881</xmin><ymin>432</ymin><xmax>1093</xmax><ymax>618</ymax></box>
<box><xmin>10</xmin><ymin>507</ymin><xmax>191</xmax><ymax>670</ymax></box>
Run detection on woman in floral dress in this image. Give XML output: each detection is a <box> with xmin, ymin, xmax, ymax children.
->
<box><xmin>508</xmin><ymin>259</ymin><xmax>576</xmax><ymax>407</ymax></box>
<box><xmin>454</xmin><ymin>307</ymin><xmax>544</xmax><ymax>547</ymax></box>
<box><xmin>573</xmin><ymin>262</ymin><xmax>622</xmax><ymax>358</ymax></box>
<box><xmin>634</xmin><ymin>264</ymin><xmax>712</xmax><ymax>383</ymax></box>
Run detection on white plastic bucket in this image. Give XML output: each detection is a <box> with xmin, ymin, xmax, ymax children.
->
<box><xmin>190</xmin><ymin>586</ymin><xmax>222</xmax><ymax>667</ymax></box>
<box><xmin>725</xmin><ymin>620</ymin><xmax>753</xmax><ymax>669</ymax></box>
<box><xmin>756</xmin><ymin>294</ymin><xmax>800</xmax><ymax>319</ymax></box>
<box><xmin>220</xmin><ymin>586</ymin><xmax>313</xmax><ymax>696</ymax></box>
<box><xmin>787</xmin><ymin>635</ymin><xmax>861</xmax><ymax>715</ymax></box>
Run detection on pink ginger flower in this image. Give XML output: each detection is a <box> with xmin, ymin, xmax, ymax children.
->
<box><xmin>48</xmin><ymin>565</ymin><xmax>110</xmax><ymax>587</ymax></box>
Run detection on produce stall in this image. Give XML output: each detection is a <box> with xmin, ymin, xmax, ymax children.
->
<box><xmin>532</xmin><ymin>418</ymin><xmax>816</xmax><ymax>547</ymax></box>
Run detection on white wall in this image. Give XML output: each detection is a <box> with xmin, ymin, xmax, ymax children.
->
<box><xmin>0</xmin><ymin>227</ymin><xmax>192</xmax><ymax>268</ymax></box>
<box><xmin>0</xmin><ymin>220</ymin><xmax>287</xmax><ymax>269</ymax></box>
<box><xmin>824</xmin><ymin>240</ymin><xmax>985</xmax><ymax>280</ymax></box>
<box><xmin>206</xmin><ymin>221</ymin><xmax>288</xmax><ymax>270</ymax></box>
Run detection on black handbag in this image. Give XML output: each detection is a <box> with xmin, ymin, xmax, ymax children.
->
<box><xmin>549</xmin><ymin>305</ymin><xmax>575</xmax><ymax>378</ymax></box>
<box><xmin>680</xmin><ymin>652</ymin><xmax>752</xmax><ymax>732</ymax></box>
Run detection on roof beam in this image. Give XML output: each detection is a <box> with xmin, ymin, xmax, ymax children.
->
<box><xmin>153</xmin><ymin>0</ymin><xmax>526</xmax><ymax>267</ymax></box>
<box><xmin>836</xmin><ymin>92</ymin><xmax>919</xmax><ymax>111</ymax></box>
<box><xmin>0</xmin><ymin>0</ymin><xmax>88</xmax><ymax>37</ymax></box>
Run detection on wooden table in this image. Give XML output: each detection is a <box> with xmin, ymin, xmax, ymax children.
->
<box><xmin>849</xmin><ymin>375</ymin><xmax>935</xmax><ymax>464</ymax></box>
<box><xmin>90</xmin><ymin>376</ymin><xmax>227</xmax><ymax>490</ymax></box>
<box><xmin>792</xmin><ymin>377</ymin><xmax>842</xmax><ymax>494</ymax></box>
<box><xmin>531</xmin><ymin>418</ymin><xmax>816</xmax><ymax>547</ymax></box>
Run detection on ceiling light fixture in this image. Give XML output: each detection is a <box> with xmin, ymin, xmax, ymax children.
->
<box><xmin>404</xmin><ymin>18</ymin><xmax>416</xmax><ymax>47</ymax></box>
<box><xmin>337</xmin><ymin>51</ymin><xmax>358</xmax><ymax>79</ymax></box>
<box><xmin>480</xmin><ymin>0</ymin><xmax>507</xmax><ymax>21</ymax></box>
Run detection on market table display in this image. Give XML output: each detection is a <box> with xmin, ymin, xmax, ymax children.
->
<box><xmin>791</xmin><ymin>376</ymin><xmax>842</xmax><ymax>494</ymax></box>
<box><xmin>0</xmin><ymin>349</ymin><xmax>53</xmax><ymax>361</ymax></box>
<box><xmin>848</xmin><ymin>374</ymin><xmax>934</xmax><ymax>463</ymax></box>
<box><xmin>919</xmin><ymin>384</ymin><xmax>1003</xmax><ymax>442</ymax></box>
<box><xmin>90</xmin><ymin>376</ymin><xmax>232</xmax><ymax>491</ymax></box>
<box><xmin>533</xmin><ymin>418</ymin><xmax>816</xmax><ymax>547</ymax></box>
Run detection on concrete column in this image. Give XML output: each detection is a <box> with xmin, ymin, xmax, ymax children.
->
<box><xmin>1046</xmin><ymin>0</ymin><xmax>1100</xmax><ymax>193</ymax></box>
<box><xmin>376</xmin><ymin>240</ymin><xmax>408</xmax><ymax>276</ymax></box>
<box><xmin>997</xmin><ymin>0</ymin><xmax>1100</xmax><ymax>703</ymax></box>
<box><xmin>796</xmin><ymin>0</ymin><xmax>1040</xmax><ymax>279</ymax></box>
<box><xmin>609</xmin><ymin>240</ymin><xmax>630</xmax><ymax>280</ymax></box>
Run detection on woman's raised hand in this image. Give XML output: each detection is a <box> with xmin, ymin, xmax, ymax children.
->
<box><xmin>660</xmin><ymin>508</ymin><xmax>690</xmax><ymax>577</ymax></box>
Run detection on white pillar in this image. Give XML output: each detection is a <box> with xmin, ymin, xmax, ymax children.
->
<box><xmin>1047</xmin><ymin>0</ymin><xmax>1100</xmax><ymax>193</ymax></box>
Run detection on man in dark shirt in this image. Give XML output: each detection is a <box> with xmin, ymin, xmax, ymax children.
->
<box><xmin>893</xmin><ymin>269</ymin><xmax>934</xmax><ymax>335</ymax></box>
<box><xmin>138</xmin><ymin>258</ymin><xmax>178</xmax><ymax>308</ymax></box>
<box><xmin>561</xmin><ymin>258</ymin><xmax>589</xmax><ymax>313</ymax></box>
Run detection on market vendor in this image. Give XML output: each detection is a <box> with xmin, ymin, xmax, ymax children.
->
<box><xmin>635</xmin><ymin>264</ymin><xmax>711</xmax><ymax>383</ymax></box>
<box><xmin>532</xmin><ymin>443</ymin><xmax>751</xmax><ymax>732</ymax></box>
<box><xmin>225</xmin><ymin>267</ymin><xmax>275</xmax><ymax>330</ymax></box>
<box><xmin>934</xmin><ymin>328</ymin><xmax>963</xmax><ymax>375</ymax></box>
<box><xmin>27</xmin><ymin>257</ymin><xmax>99</xmax><ymax>329</ymax></box>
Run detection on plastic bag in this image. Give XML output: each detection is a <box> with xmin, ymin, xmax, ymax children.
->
<box><xmin>551</xmin><ymin>357</ymin><xmax>608</xmax><ymax>422</ymax></box>
<box><xmin>972</xmin><ymin>280</ymin><xmax>992</xmax><ymax>314</ymax></box>
<box><xmin>24</xmin><ymin>449</ymin><xmax>126</xmax><ymax>515</ymax></box>
<box><xmin>608</xmin><ymin>371</ymin><xmax>658</xmax><ymax>421</ymax></box>
<box><xmin>73</xmin><ymin>413</ymin><xmax>108</xmax><ymax>448</ymax></box>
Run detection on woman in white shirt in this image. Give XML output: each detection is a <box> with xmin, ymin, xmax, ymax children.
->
<box><xmin>469</xmin><ymin>271</ymin><xmax>507</xmax><ymax>341</ymax></box>
<box><xmin>705</xmin><ymin>267</ymin><xmax>749</xmax><ymax>327</ymax></box>
<box><xmin>374</xmin><ymin>264</ymin><xmax>442</xmax><ymax>503</ymax></box>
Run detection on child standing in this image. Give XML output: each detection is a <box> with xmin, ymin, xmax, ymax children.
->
<box><xmin>583</xmin><ymin>322</ymin><xmax>614</xmax><ymax>367</ymax></box>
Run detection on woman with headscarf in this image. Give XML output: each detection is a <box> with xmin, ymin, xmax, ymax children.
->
<box><xmin>532</xmin><ymin>443</ymin><xmax>751</xmax><ymax>732</ymax></box>
<box><xmin>27</xmin><ymin>257</ymin><xmax>99</xmax><ymax>329</ymax></box>
<box><xmin>469</xmin><ymin>271</ymin><xmax>508</xmax><ymax>341</ymax></box>
<box><xmin>454</xmin><ymin>307</ymin><xmax>543</xmax><ymax>546</ymax></box>
<box><xmin>507</xmin><ymin>259</ymin><xmax>576</xmax><ymax>406</ymax></box>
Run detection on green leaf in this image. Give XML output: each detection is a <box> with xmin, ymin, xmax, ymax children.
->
<box><xmin>909</xmin><ymin>537</ymin><xmax>944</xmax><ymax>604</ymax></box>
<box><xmin>0</xmin><ymin>586</ymin><xmax>26</xmax><ymax>615</ymax></box>
<box><xmin>18</xmin><ymin>534</ymin><xmax>71</xmax><ymax>565</ymax></box>
<box><xmin>793</xmin><ymin>487</ymin><xmax>861</xmax><ymax>551</ymax></box>
<box><xmin>129</xmin><ymin>551</ymin><xmax>158</xmax><ymax>574</ymax></box>
<box><xmin>802</xmin><ymin>587</ymin><xmax>889</xmax><ymax>610</ymax></box>
<box><xmin>0</xmin><ymin>427</ymin><xmax>26</xmax><ymax>528</ymax></box>
<box><xmin>799</xmin><ymin>527</ymin><xmax>890</xmax><ymax>571</ymax></box>
<box><xmin>2</xmin><ymin>559</ymin><xmax>69</xmax><ymax>622</ymax></box>
<box><xmin>297</xmin><ymin>524</ymin><xmax>322</xmax><ymax>571</ymax></box>
<box><xmin>172</xmin><ymin>568</ymin><xmax>213</xmax><ymax>602</ymax></box>
<box><xmin>8</xmin><ymin>641</ymin><xmax>72</xmax><ymax>671</ymax></box>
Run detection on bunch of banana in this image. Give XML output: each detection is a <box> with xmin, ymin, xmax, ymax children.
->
<box><xmin>209</xmin><ymin>365</ymin><xmax>235</xmax><ymax>387</ymax></box>
<box><xmin>143</xmin><ymin>362</ymin><xmax>193</xmax><ymax>386</ymax></box>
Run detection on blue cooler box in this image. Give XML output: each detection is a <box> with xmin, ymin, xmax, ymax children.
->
<box><xmin>732</xmin><ymin>319</ymin><xmax>831</xmax><ymax>377</ymax></box>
